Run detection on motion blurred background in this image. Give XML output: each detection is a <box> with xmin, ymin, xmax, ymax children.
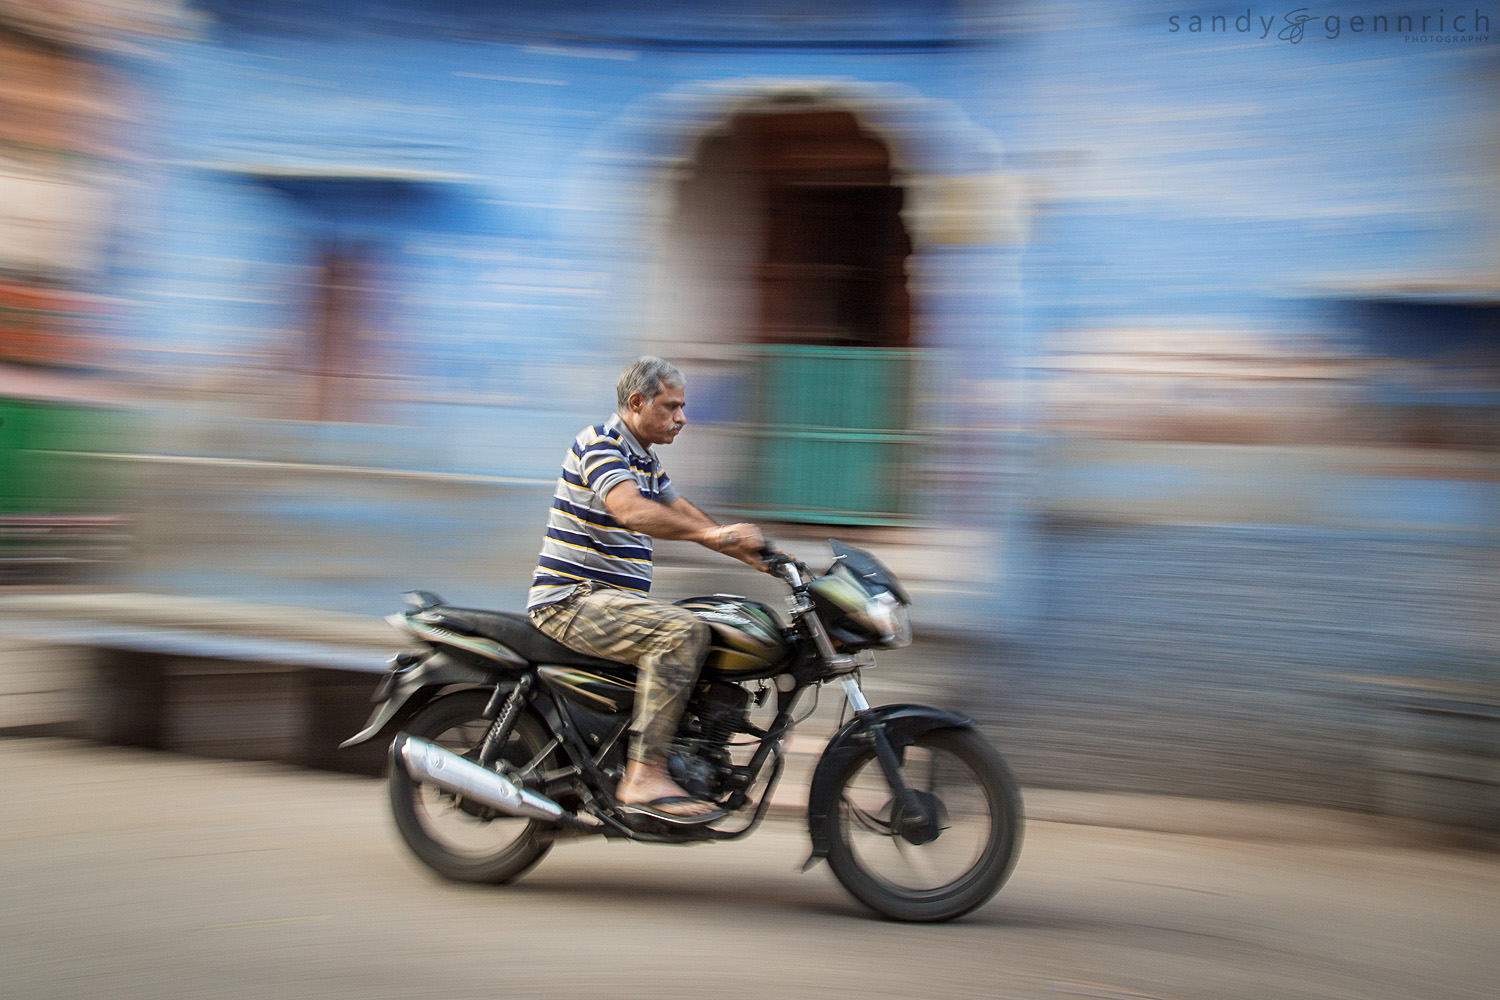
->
<box><xmin>1</xmin><ymin>1</ymin><xmax>1496</xmax><ymax>830</ymax></box>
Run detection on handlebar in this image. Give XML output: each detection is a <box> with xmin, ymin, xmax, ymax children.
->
<box><xmin>758</xmin><ymin>541</ymin><xmax>810</xmax><ymax>585</ymax></box>
<box><xmin>758</xmin><ymin>541</ymin><xmax>786</xmax><ymax>563</ymax></box>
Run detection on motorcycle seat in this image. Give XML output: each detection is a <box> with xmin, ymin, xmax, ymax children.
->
<box><xmin>418</xmin><ymin>606</ymin><xmax>631</xmax><ymax>672</ymax></box>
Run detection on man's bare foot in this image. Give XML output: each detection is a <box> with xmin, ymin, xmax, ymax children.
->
<box><xmin>616</xmin><ymin>758</ymin><xmax>717</xmax><ymax>817</ymax></box>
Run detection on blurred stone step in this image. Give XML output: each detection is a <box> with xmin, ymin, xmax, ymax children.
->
<box><xmin>0</xmin><ymin>592</ymin><xmax>394</xmax><ymax>649</ymax></box>
<box><xmin>1374</xmin><ymin>748</ymin><xmax>1500</xmax><ymax>831</ymax></box>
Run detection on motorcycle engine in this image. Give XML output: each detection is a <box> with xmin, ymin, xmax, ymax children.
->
<box><xmin>666</xmin><ymin>752</ymin><xmax>720</xmax><ymax>800</ymax></box>
<box><xmin>667</xmin><ymin>681</ymin><xmax>750</xmax><ymax>800</ymax></box>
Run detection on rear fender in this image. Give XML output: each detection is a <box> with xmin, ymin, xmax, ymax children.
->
<box><xmin>339</xmin><ymin>652</ymin><xmax>509</xmax><ymax>748</ymax></box>
<box><xmin>804</xmin><ymin>704</ymin><xmax>973</xmax><ymax>862</ymax></box>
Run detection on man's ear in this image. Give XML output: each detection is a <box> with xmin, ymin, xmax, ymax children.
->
<box><xmin>627</xmin><ymin>391</ymin><xmax>646</xmax><ymax>413</ymax></box>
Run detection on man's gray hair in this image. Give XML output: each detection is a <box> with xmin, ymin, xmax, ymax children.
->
<box><xmin>616</xmin><ymin>356</ymin><xmax>684</xmax><ymax>410</ymax></box>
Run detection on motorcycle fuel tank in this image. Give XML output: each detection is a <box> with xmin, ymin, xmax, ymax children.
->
<box><xmin>675</xmin><ymin>595</ymin><xmax>789</xmax><ymax>679</ymax></box>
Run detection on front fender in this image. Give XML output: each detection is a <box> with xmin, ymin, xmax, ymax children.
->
<box><xmin>339</xmin><ymin>652</ymin><xmax>506</xmax><ymax>748</ymax></box>
<box><xmin>805</xmin><ymin>704</ymin><xmax>973</xmax><ymax>862</ymax></box>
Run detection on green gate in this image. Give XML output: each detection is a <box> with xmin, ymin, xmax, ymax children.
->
<box><xmin>0</xmin><ymin>394</ymin><xmax>132</xmax><ymax>573</ymax></box>
<box><xmin>738</xmin><ymin>345</ymin><xmax>922</xmax><ymax>525</ymax></box>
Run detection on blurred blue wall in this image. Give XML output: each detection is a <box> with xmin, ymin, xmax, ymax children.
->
<box><xmin>105</xmin><ymin>0</ymin><xmax>1498</xmax><ymax>600</ymax></box>
<box><xmin>72</xmin><ymin>0</ymin><xmax>1499</xmax><ymax>814</ymax></box>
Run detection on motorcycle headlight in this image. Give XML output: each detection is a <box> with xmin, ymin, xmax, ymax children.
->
<box><xmin>868</xmin><ymin>591</ymin><xmax>912</xmax><ymax>648</ymax></box>
<box><xmin>808</xmin><ymin>568</ymin><xmax>912</xmax><ymax>648</ymax></box>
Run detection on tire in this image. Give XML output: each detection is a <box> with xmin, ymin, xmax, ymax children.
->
<box><xmin>818</xmin><ymin>726</ymin><xmax>1022</xmax><ymax>922</ymax></box>
<box><xmin>389</xmin><ymin>691</ymin><xmax>555</xmax><ymax>884</ymax></box>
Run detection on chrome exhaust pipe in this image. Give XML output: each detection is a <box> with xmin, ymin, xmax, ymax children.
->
<box><xmin>394</xmin><ymin>734</ymin><xmax>568</xmax><ymax>824</ymax></box>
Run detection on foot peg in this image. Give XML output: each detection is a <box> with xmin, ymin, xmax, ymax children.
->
<box><xmin>617</xmin><ymin>797</ymin><xmax>728</xmax><ymax>826</ymax></box>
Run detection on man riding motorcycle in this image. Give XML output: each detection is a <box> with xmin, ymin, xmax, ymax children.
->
<box><xmin>526</xmin><ymin>356</ymin><xmax>767</xmax><ymax>821</ymax></box>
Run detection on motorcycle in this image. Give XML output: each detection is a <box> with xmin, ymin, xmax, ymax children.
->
<box><xmin>342</xmin><ymin>539</ymin><xmax>1022</xmax><ymax>922</ymax></box>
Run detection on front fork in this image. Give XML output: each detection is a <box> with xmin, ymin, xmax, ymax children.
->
<box><xmin>801</xmin><ymin>566</ymin><xmax>921</xmax><ymax>818</ymax></box>
<box><xmin>839</xmin><ymin>676</ymin><xmax>871</xmax><ymax>713</ymax></box>
<box><xmin>841</xmin><ymin>675</ymin><xmax>934</xmax><ymax>836</ymax></box>
<box><xmin>841</xmin><ymin>676</ymin><xmax>904</xmax><ymax>788</ymax></box>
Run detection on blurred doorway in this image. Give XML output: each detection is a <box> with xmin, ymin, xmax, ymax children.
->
<box><xmin>724</xmin><ymin>109</ymin><xmax>919</xmax><ymax>524</ymax></box>
<box><xmin>259</xmin><ymin>177</ymin><xmax>431</xmax><ymax>424</ymax></box>
<box><xmin>305</xmin><ymin>242</ymin><xmax>375</xmax><ymax>423</ymax></box>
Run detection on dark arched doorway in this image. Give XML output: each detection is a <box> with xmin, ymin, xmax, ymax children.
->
<box><xmin>689</xmin><ymin>108</ymin><xmax>919</xmax><ymax>524</ymax></box>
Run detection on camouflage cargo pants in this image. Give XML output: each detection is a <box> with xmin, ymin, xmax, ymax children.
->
<box><xmin>529</xmin><ymin>581</ymin><xmax>711</xmax><ymax>763</ymax></box>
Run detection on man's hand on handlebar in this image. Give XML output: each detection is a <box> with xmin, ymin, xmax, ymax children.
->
<box><xmin>756</xmin><ymin>541</ymin><xmax>807</xmax><ymax>580</ymax></box>
<box><xmin>709</xmin><ymin>522</ymin><xmax>770</xmax><ymax>571</ymax></box>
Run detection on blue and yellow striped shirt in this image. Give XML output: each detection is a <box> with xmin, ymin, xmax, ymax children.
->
<box><xmin>527</xmin><ymin>414</ymin><xmax>680</xmax><ymax>610</ymax></box>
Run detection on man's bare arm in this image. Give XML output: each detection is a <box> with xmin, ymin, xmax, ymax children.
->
<box><xmin>605</xmin><ymin>482</ymin><xmax>718</xmax><ymax>544</ymax></box>
<box><xmin>669</xmin><ymin>496</ymin><xmax>718</xmax><ymax>529</ymax></box>
<box><xmin>605</xmin><ymin>484</ymin><xmax>766</xmax><ymax>566</ymax></box>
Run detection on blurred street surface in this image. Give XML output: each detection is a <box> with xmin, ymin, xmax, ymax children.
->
<box><xmin>1</xmin><ymin>737</ymin><xmax>1495</xmax><ymax>1000</ymax></box>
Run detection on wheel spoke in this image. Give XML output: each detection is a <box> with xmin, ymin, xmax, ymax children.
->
<box><xmin>401</xmin><ymin>703</ymin><xmax>544</xmax><ymax>859</ymax></box>
<box><xmin>389</xmin><ymin>693</ymin><xmax>557</xmax><ymax>885</ymax></box>
<box><xmin>510</xmin><ymin>737</ymin><xmax>561</xmax><ymax>782</ymax></box>
<box><xmin>837</xmin><ymin>737</ymin><xmax>997</xmax><ymax>895</ymax></box>
<box><xmin>892</xmin><ymin>832</ymin><xmax>944</xmax><ymax>885</ymax></box>
<box><xmin>845</xmin><ymin>795</ymin><xmax>895</xmax><ymax>835</ymax></box>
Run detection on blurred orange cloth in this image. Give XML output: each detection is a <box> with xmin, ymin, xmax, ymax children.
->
<box><xmin>0</xmin><ymin>282</ymin><xmax>97</xmax><ymax>368</ymax></box>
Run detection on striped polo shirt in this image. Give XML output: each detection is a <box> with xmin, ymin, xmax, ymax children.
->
<box><xmin>527</xmin><ymin>413</ymin><xmax>680</xmax><ymax>610</ymax></box>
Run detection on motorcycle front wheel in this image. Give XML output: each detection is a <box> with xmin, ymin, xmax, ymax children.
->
<box><xmin>389</xmin><ymin>691</ymin><xmax>555</xmax><ymax>884</ymax></box>
<box><xmin>818</xmin><ymin>727</ymin><xmax>1022</xmax><ymax>922</ymax></box>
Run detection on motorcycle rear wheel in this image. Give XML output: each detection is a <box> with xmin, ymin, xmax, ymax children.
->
<box><xmin>819</xmin><ymin>727</ymin><xmax>1022</xmax><ymax>922</ymax></box>
<box><xmin>389</xmin><ymin>691</ymin><xmax>554</xmax><ymax>884</ymax></box>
